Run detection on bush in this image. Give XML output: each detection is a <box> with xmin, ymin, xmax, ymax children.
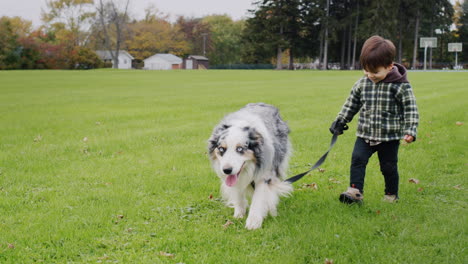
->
<box><xmin>70</xmin><ymin>47</ymin><xmax>104</xmax><ymax>69</ymax></box>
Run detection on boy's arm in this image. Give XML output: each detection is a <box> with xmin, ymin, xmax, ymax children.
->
<box><xmin>336</xmin><ymin>80</ymin><xmax>363</xmax><ymax>123</ymax></box>
<box><xmin>400</xmin><ymin>83</ymin><xmax>419</xmax><ymax>141</ymax></box>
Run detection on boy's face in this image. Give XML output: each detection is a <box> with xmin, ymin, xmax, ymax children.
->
<box><xmin>363</xmin><ymin>64</ymin><xmax>393</xmax><ymax>83</ymax></box>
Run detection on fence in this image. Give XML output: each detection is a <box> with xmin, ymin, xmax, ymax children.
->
<box><xmin>209</xmin><ymin>64</ymin><xmax>274</xmax><ymax>69</ymax></box>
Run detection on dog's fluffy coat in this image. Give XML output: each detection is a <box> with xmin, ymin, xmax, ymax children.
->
<box><xmin>208</xmin><ymin>103</ymin><xmax>292</xmax><ymax>229</ymax></box>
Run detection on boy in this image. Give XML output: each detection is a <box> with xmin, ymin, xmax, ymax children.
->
<box><xmin>330</xmin><ymin>35</ymin><xmax>419</xmax><ymax>204</ymax></box>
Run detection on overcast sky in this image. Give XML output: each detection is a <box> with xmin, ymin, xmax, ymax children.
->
<box><xmin>0</xmin><ymin>0</ymin><xmax>256</xmax><ymax>28</ymax></box>
<box><xmin>1</xmin><ymin>0</ymin><xmax>461</xmax><ymax>29</ymax></box>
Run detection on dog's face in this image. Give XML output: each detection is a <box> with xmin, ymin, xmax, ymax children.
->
<box><xmin>208</xmin><ymin>124</ymin><xmax>263</xmax><ymax>187</ymax></box>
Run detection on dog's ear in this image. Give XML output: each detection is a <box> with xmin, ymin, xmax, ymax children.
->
<box><xmin>247</xmin><ymin>127</ymin><xmax>264</xmax><ymax>167</ymax></box>
<box><xmin>247</xmin><ymin>127</ymin><xmax>263</xmax><ymax>151</ymax></box>
<box><xmin>208</xmin><ymin>123</ymin><xmax>230</xmax><ymax>154</ymax></box>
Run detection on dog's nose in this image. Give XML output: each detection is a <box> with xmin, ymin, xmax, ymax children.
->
<box><xmin>223</xmin><ymin>167</ymin><xmax>233</xmax><ymax>175</ymax></box>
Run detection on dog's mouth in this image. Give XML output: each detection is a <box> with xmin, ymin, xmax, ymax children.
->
<box><xmin>225</xmin><ymin>163</ymin><xmax>245</xmax><ymax>187</ymax></box>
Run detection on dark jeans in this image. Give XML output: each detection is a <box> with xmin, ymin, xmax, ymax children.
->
<box><xmin>350</xmin><ymin>137</ymin><xmax>400</xmax><ymax>195</ymax></box>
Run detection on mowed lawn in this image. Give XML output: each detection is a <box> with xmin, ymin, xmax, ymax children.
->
<box><xmin>0</xmin><ymin>69</ymin><xmax>466</xmax><ymax>263</ymax></box>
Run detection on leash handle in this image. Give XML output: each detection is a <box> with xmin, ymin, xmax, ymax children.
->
<box><xmin>284</xmin><ymin>133</ymin><xmax>338</xmax><ymax>183</ymax></box>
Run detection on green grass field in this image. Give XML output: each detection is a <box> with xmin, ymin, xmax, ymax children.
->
<box><xmin>0</xmin><ymin>69</ymin><xmax>466</xmax><ymax>263</ymax></box>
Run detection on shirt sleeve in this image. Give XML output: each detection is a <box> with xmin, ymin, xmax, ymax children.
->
<box><xmin>399</xmin><ymin>83</ymin><xmax>419</xmax><ymax>139</ymax></box>
<box><xmin>337</xmin><ymin>79</ymin><xmax>363</xmax><ymax>123</ymax></box>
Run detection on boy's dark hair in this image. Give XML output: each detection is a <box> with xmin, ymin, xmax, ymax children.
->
<box><xmin>360</xmin><ymin>35</ymin><xmax>396</xmax><ymax>72</ymax></box>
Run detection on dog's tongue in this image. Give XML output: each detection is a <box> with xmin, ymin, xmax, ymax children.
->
<box><xmin>226</xmin><ymin>174</ymin><xmax>238</xmax><ymax>187</ymax></box>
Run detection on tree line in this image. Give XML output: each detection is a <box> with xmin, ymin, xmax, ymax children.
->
<box><xmin>0</xmin><ymin>0</ymin><xmax>466</xmax><ymax>70</ymax></box>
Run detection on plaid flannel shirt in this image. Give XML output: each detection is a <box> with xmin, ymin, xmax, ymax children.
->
<box><xmin>337</xmin><ymin>76</ymin><xmax>419</xmax><ymax>142</ymax></box>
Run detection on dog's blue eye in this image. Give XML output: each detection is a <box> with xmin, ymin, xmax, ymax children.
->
<box><xmin>236</xmin><ymin>147</ymin><xmax>244</xmax><ymax>153</ymax></box>
<box><xmin>218</xmin><ymin>147</ymin><xmax>225</xmax><ymax>153</ymax></box>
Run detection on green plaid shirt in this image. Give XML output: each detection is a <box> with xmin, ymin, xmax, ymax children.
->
<box><xmin>337</xmin><ymin>76</ymin><xmax>419</xmax><ymax>142</ymax></box>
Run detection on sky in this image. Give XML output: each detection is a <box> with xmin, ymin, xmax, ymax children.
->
<box><xmin>0</xmin><ymin>0</ymin><xmax>256</xmax><ymax>28</ymax></box>
<box><xmin>0</xmin><ymin>0</ymin><xmax>461</xmax><ymax>29</ymax></box>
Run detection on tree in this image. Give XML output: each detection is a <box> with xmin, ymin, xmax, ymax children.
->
<box><xmin>70</xmin><ymin>46</ymin><xmax>103</xmax><ymax>68</ymax></box>
<box><xmin>96</xmin><ymin>0</ymin><xmax>130</xmax><ymax>68</ymax></box>
<box><xmin>241</xmin><ymin>7</ymin><xmax>279</xmax><ymax>64</ymax></box>
<box><xmin>395</xmin><ymin>0</ymin><xmax>413</xmax><ymax>64</ymax></box>
<box><xmin>453</xmin><ymin>0</ymin><xmax>463</xmax><ymax>31</ymax></box>
<box><xmin>126</xmin><ymin>15</ymin><xmax>190</xmax><ymax>61</ymax></box>
<box><xmin>456</xmin><ymin>0</ymin><xmax>468</xmax><ymax>62</ymax></box>
<box><xmin>300</xmin><ymin>0</ymin><xmax>326</xmax><ymax>65</ymax></box>
<box><xmin>322</xmin><ymin>0</ymin><xmax>330</xmax><ymax>70</ymax></box>
<box><xmin>243</xmin><ymin>0</ymin><xmax>306</xmax><ymax>69</ymax></box>
<box><xmin>0</xmin><ymin>21</ymin><xmax>63</xmax><ymax>70</ymax></box>
<box><xmin>351</xmin><ymin>0</ymin><xmax>360</xmax><ymax>69</ymax></box>
<box><xmin>175</xmin><ymin>16</ymin><xmax>211</xmax><ymax>57</ymax></box>
<box><xmin>42</xmin><ymin>0</ymin><xmax>95</xmax><ymax>46</ymax></box>
<box><xmin>201</xmin><ymin>15</ymin><xmax>244</xmax><ymax>65</ymax></box>
<box><xmin>424</xmin><ymin>0</ymin><xmax>454</xmax><ymax>67</ymax></box>
<box><xmin>16</xmin><ymin>30</ymin><xmax>69</xmax><ymax>69</ymax></box>
<box><xmin>246</xmin><ymin>0</ymin><xmax>291</xmax><ymax>69</ymax></box>
<box><xmin>4</xmin><ymin>16</ymin><xmax>33</xmax><ymax>38</ymax></box>
<box><xmin>0</xmin><ymin>17</ymin><xmax>22</xmax><ymax>69</ymax></box>
<box><xmin>16</xmin><ymin>34</ymin><xmax>42</xmax><ymax>69</ymax></box>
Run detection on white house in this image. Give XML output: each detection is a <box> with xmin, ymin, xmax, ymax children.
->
<box><xmin>143</xmin><ymin>53</ymin><xmax>183</xmax><ymax>70</ymax></box>
<box><xmin>95</xmin><ymin>50</ymin><xmax>134</xmax><ymax>69</ymax></box>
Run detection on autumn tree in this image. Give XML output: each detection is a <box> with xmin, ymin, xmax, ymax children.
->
<box><xmin>70</xmin><ymin>46</ymin><xmax>104</xmax><ymax>68</ymax></box>
<box><xmin>0</xmin><ymin>21</ymin><xmax>66</xmax><ymax>69</ymax></box>
<box><xmin>175</xmin><ymin>16</ymin><xmax>211</xmax><ymax>56</ymax></box>
<box><xmin>42</xmin><ymin>0</ymin><xmax>95</xmax><ymax>46</ymax></box>
<box><xmin>126</xmin><ymin>7</ymin><xmax>189</xmax><ymax>62</ymax></box>
<box><xmin>0</xmin><ymin>17</ymin><xmax>22</xmax><ymax>69</ymax></box>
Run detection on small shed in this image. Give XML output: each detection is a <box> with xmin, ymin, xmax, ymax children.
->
<box><xmin>183</xmin><ymin>55</ymin><xmax>209</xmax><ymax>70</ymax></box>
<box><xmin>95</xmin><ymin>50</ymin><xmax>134</xmax><ymax>69</ymax></box>
<box><xmin>143</xmin><ymin>53</ymin><xmax>183</xmax><ymax>70</ymax></box>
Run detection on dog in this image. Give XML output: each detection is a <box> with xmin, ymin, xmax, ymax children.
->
<box><xmin>208</xmin><ymin>103</ymin><xmax>293</xmax><ymax>230</ymax></box>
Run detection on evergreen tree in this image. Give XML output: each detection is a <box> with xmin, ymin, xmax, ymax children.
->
<box><xmin>456</xmin><ymin>0</ymin><xmax>468</xmax><ymax>62</ymax></box>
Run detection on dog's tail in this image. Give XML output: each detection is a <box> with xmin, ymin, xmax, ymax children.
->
<box><xmin>270</xmin><ymin>178</ymin><xmax>293</xmax><ymax>197</ymax></box>
<box><xmin>262</xmin><ymin>178</ymin><xmax>293</xmax><ymax>218</ymax></box>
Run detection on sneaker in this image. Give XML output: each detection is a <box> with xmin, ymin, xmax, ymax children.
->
<box><xmin>339</xmin><ymin>187</ymin><xmax>363</xmax><ymax>204</ymax></box>
<box><xmin>383</xmin><ymin>194</ymin><xmax>399</xmax><ymax>203</ymax></box>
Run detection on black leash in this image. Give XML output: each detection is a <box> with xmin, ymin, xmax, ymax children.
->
<box><xmin>284</xmin><ymin>133</ymin><xmax>339</xmax><ymax>184</ymax></box>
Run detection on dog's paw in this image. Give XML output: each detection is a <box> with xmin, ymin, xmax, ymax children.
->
<box><xmin>269</xmin><ymin>208</ymin><xmax>277</xmax><ymax>217</ymax></box>
<box><xmin>245</xmin><ymin>215</ymin><xmax>263</xmax><ymax>230</ymax></box>
<box><xmin>233</xmin><ymin>210</ymin><xmax>245</xmax><ymax>219</ymax></box>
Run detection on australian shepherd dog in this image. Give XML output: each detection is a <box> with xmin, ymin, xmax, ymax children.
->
<box><xmin>208</xmin><ymin>103</ymin><xmax>293</xmax><ymax>230</ymax></box>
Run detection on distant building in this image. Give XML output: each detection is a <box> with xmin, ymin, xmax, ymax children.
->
<box><xmin>95</xmin><ymin>50</ymin><xmax>134</xmax><ymax>69</ymax></box>
<box><xmin>183</xmin><ymin>55</ymin><xmax>209</xmax><ymax>70</ymax></box>
<box><xmin>143</xmin><ymin>53</ymin><xmax>183</xmax><ymax>70</ymax></box>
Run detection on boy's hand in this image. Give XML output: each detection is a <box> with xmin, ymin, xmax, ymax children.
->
<box><xmin>404</xmin><ymin>135</ymin><xmax>414</xmax><ymax>143</ymax></box>
<box><xmin>329</xmin><ymin>120</ymin><xmax>348</xmax><ymax>135</ymax></box>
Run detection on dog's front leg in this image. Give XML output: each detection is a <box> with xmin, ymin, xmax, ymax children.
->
<box><xmin>233</xmin><ymin>191</ymin><xmax>247</xmax><ymax>219</ymax></box>
<box><xmin>221</xmin><ymin>184</ymin><xmax>247</xmax><ymax>218</ymax></box>
<box><xmin>245</xmin><ymin>181</ymin><xmax>271</xmax><ymax>230</ymax></box>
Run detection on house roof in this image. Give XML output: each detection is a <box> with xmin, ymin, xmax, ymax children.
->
<box><xmin>188</xmin><ymin>55</ymin><xmax>209</xmax><ymax>61</ymax></box>
<box><xmin>144</xmin><ymin>53</ymin><xmax>182</xmax><ymax>64</ymax></box>
<box><xmin>95</xmin><ymin>50</ymin><xmax>134</xmax><ymax>60</ymax></box>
